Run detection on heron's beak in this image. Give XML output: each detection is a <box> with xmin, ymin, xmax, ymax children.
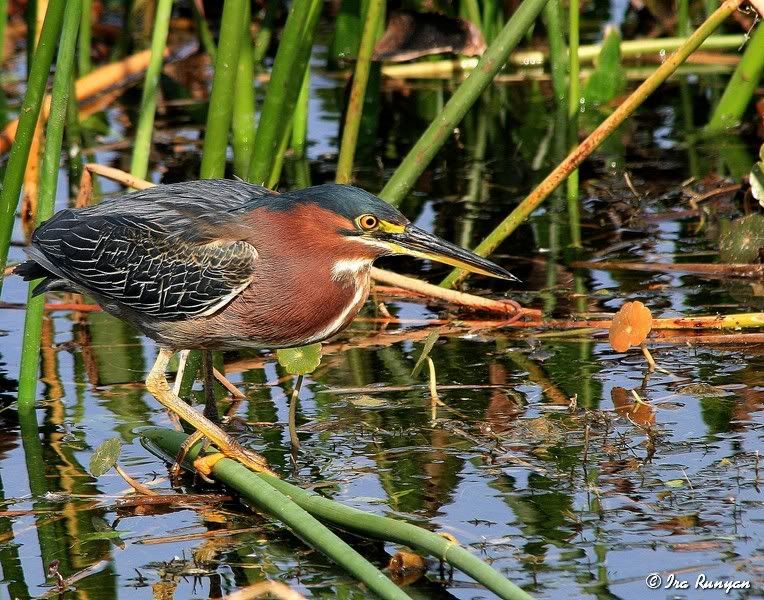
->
<box><xmin>385</xmin><ymin>225</ymin><xmax>519</xmax><ymax>281</ymax></box>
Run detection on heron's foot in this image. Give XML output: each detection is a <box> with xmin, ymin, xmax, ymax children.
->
<box><xmin>192</xmin><ymin>441</ymin><xmax>273</xmax><ymax>478</ymax></box>
<box><xmin>147</xmin><ymin>349</ymin><xmax>276</xmax><ymax>479</ymax></box>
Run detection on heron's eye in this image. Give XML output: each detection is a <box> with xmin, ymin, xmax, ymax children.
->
<box><xmin>358</xmin><ymin>214</ymin><xmax>379</xmax><ymax>231</ymax></box>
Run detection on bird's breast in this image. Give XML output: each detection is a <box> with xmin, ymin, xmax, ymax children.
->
<box><xmin>190</xmin><ymin>259</ymin><xmax>373</xmax><ymax>350</ymax></box>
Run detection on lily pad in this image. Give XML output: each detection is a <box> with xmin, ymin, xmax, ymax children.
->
<box><xmin>89</xmin><ymin>438</ymin><xmax>122</xmax><ymax>477</ymax></box>
<box><xmin>277</xmin><ymin>343</ymin><xmax>322</xmax><ymax>375</ymax></box>
<box><xmin>719</xmin><ymin>214</ymin><xmax>764</xmax><ymax>263</ymax></box>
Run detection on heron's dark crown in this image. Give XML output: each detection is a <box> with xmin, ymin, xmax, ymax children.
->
<box><xmin>257</xmin><ymin>184</ymin><xmax>409</xmax><ymax>225</ymax></box>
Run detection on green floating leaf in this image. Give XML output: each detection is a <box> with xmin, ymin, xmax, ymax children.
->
<box><xmin>350</xmin><ymin>394</ymin><xmax>386</xmax><ymax>407</ymax></box>
<box><xmin>583</xmin><ymin>26</ymin><xmax>626</xmax><ymax>107</ymax></box>
<box><xmin>411</xmin><ymin>331</ymin><xmax>440</xmax><ymax>377</ymax></box>
<box><xmin>665</xmin><ymin>478</ymin><xmax>686</xmax><ymax>488</ymax></box>
<box><xmin>89</xmin><ymin>438</ymin><xmax>122</xmax><ymax>477</ymax></box>
<box><xmin>277</xmin><ymin>343</ymin><xmax>322</xmax><ymax>375</ymax></box>
<box><xmin>719</xmin><ymin>214</ymin><xmax>764</xmax><ymax>264</ymax></box>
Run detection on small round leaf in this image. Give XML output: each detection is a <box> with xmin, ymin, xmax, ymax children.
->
<box><xmin>276</xmin><ymin>343</ymin><xmax>322</xmax><ymax>375</ymax></box>
<box><xmin>89</xmin><ymin>438</ymin><xmax>122</xmax><ymax>477</ymax></box>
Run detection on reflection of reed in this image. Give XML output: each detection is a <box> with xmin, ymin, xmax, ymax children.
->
<box><xmin>39</xmin><ymin>317</ymin><xmax>64</xmax><ymax>402</ymax></box>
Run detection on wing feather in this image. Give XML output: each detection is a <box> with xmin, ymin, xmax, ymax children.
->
<box><xmin>28</xmin><ymin>180</ymin><xmax>265</xmax><ymax>321</ymax></box>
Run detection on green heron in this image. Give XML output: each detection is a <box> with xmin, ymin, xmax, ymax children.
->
<box><xmin>15</xmin><ymin>180</ymin><xmax>516</xmax><ymax>474</ymax></box>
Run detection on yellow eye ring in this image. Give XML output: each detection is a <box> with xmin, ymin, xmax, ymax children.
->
<box><xmin>358</xmin><ymin>214</ymin><xmax>379</xmax><ymax>231</ymax></box>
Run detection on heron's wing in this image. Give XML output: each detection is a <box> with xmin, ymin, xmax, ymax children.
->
<box><xmin>81</xmin><ymin>179</ymin><xmax>274</xmax><ymax>241</ymax></box>
<box><xmin>30</xmin><ymin>209</ymin><xmax>258</xmax><ymax>321</ymax></box>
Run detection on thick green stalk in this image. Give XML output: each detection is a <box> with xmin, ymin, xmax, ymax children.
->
<box><xmin>79</xmin><ymin>0</ymin><xmax>92</xmax><ymax>73</ymax></box>
<box><xmin>232</xmin><ymin>1</ymin><xmax>255</xmax><ymax>177</ymax></box>
<box><xmin>440</xmin><ymin>0</ymin><xmax>745</xmax><ymax>288</ymax></box>
<box><xmin>200</xmin><ymin>0</ymin><xmax>247</xmax><ymax>179</ymax></box>
<box><xmin>566</xmin><ymin>0</ymin><xmax>581</xmax><ymax>248</ymax></box>
<box><xmin>143</xmin><ymin>429</ymin><xmax>411</xmax><ymax>600</ymax></box>
<box><xmin>17</xmin><ymin>0</ymin><xmax>82</xmax><ymax>412</ymax></box>
<box><xmin>704</xmin><ymin>23</ymin><xmax>764</xmax><ymax>134</ymax></box>
<box><xmin>0</xmin><ymin>0</ymin><xmax>67</xmax><ymax>291</ymax></box>
<box><xmin>248</xmin><ymin>0</ymin><xmax>322</xmax><ymax>184</ymax></box>
<box><xmin>143</xmin><ymin>428</ymin><xmax>534</xmax><ymax>600</ymax></box>
<box><xmin>336</xmin><ymin>0</ymin><xmax>383</xmax><ymax>184</ymax></box>
<box><xmin>378</xmin><ymin>0</ymin><xmax>549</xmax><ymax>205</ymax></box>
<box><xmin>129</xmin><ymin>0</ymin><xmax>173</xmax><ymax>179</ymax></box>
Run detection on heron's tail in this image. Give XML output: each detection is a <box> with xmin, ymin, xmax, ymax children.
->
<box><xmin>12</xmin><ymin>261</ymin><xmax>74</xmax><ymax>296</ymax></box>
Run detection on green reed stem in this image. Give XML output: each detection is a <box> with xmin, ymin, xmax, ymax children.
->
<box><xmin>200</xmin><ymin>0</ymin><xmax>247</xmax><ymax>180</ymax></box>
<box><xmin>439</xmin><ymin>0</ymin><xmax>745</xmax><ymax>288</ymax></box>
<box><xmin>291</xmin><ymin>67</ymin><xmax>310</xmax><ymax>159</ymax></box>
<box><xmin>704</xmin><ymin>22</ymin><xmax>764</xmax><ymax>135</ymax></box>
<box><xmin>248</xmin><ymin>0</ymin><xmax>322</xmax><ymax>185</ymax></box>
<box><xmin>65</xmin><ymin>79</ymin><xmax>84</xmax><ymax>189</ymax></box>
<box><xmin>566</xmin><ymin>0</ymin><xmax>581</xmax><ymax>248</ymax></box>
<box><xmin>17</xmin><ymin>0</ymin><xmax>82</xmax><ymax>412</ymax></box>
<box><xmin>79</xmin><ymin>0</ymin><xmax>92</xmax><ymax>73</ymax></box>
<box><xmin>0</xmin><ymin>0</ymin><xmax>7</xmax><ymax>64</ymax></box>
<box><xmin>253</xmin><ymin>1</ymin><xmax>277</xmax><ymax>69</ymax></box>
<box><xmin>144</xmin><ymin>427</ymin><xmax>534</xmax><ymax>600</ymax></box>
<box><xmin>336</xmin><ymin>0</ymin><xmax>383</xmax><ymax>184</ymax></box>
<box><xmin>181</xmin><ymin>0</ymin><xmax>250</xmax><ymax>398</ymax></box>
<box><xmin>129</xmin><ymin>0</ymin><xmax>173</xmax><ymax>179</ymax></box>
<box><xmin>0</xmin><ymin>0</ymin><xmax>67</xmax><ymax>291</ymax></box>
<box><xmin>543</xmin><ymin>0</ymin><xmax>566</xmax><ymax>106</ymax></box>
<box><xmin>232</xmin><ymin>1</ymin><xmax>255</xmax><ymax>178</ymax></box>
<box><xmin>462</xmin><ymin>0</ymin><xmax>482</xmax><ymax>33</ymax></box>
<box><xmin>144</xmin><ymin>428</ymin><xmax>411</xmax><ymax>600</ymax></box>
<box><xmin>267</xmin><ymin>121</ymin><xmax>293</xmax><ymax>188</ymax></box>
<box><xmin>678</xmin><ymin>0</ymin><xmax>690</xmax><ymax>35</ymax></box>
<box><xmin>378</xmin><ymin>0</ymin><xmax>549</xmax><ymax>206</ymax></box>
<box><xmin>191</xmin><ymin>0</ymin><xmax>217</xmax><ymax>62</ymax></box>
<box><xmin>292</xmin><ymin>70</ymin><xmax>312</xmax><ymax>189</ymax></box>
<box><xmin>24</xmin><ymin>0</ymin><xmax>36</xmax><ymax>77</ymax></box>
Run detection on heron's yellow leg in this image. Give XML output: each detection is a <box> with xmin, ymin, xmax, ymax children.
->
<box><xmin>146</xmin><ymin>348</ymin><xmax>275</xmax><ymax>477</ymax></box>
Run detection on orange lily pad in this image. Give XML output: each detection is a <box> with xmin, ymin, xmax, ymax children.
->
<box><xmin>608</xmin><ymin>301</ymin><xmax>653</xmax><ymax>352</ymax></box>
